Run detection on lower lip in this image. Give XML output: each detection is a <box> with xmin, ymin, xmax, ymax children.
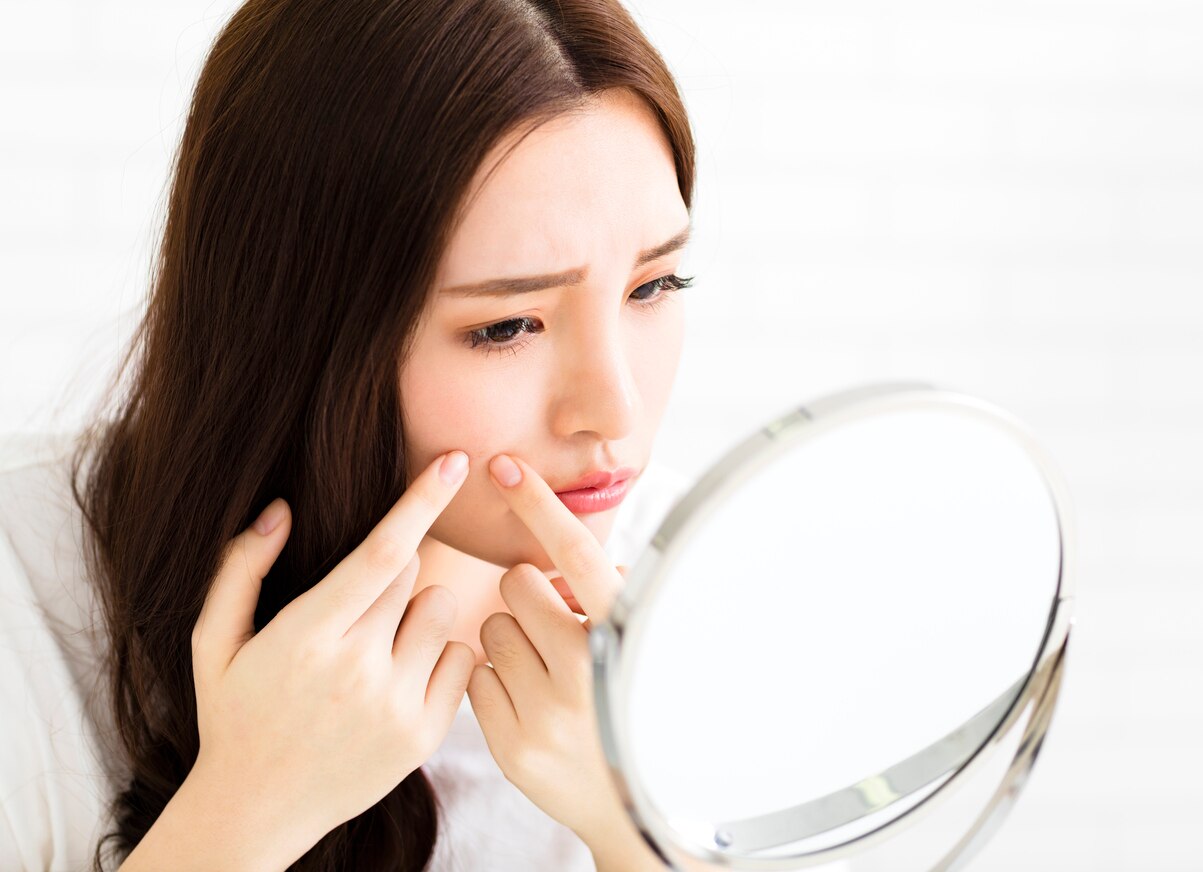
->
<box><xmin>555</xmin><ymin>476</ymin><xmax>633</xmax><ymax>513</ymax></box>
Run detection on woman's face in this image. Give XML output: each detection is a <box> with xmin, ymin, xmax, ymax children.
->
<box><xmin>400</xmin><ymin>87</ymin><xmax>690</xmax><ymax>572</ymax></box>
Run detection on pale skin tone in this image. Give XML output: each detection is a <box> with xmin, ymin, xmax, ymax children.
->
<box><xmin>396</xmin><ymin>86</ymin><xmax>688</xmax><ymax>868</ymax></box>
<box><xmin>400</xmin><ymin>86</ymin><xmax>690</xmax><ymax>668</ymax></box>
<box><xmin>126</xmin><ymin>87</ymin><xmax>682</xmax><ymax>872</ymax></box>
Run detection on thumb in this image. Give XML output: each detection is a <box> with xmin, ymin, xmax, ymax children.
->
<box><xmin>192</xmin><ymin>498</ymin><xmax>291</xmax><ymax>681</ymax></box>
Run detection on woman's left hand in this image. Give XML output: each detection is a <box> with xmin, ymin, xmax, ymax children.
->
<box><xmin>466</xmin><ymin>452</ymin><xmax>648</xmax><ymax>857</ymax></box>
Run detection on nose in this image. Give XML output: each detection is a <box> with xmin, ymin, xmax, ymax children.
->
<box><xmin>550</xmin><ymin>309</ymin><xmax>638</xmax><ymax>442</ymax></box>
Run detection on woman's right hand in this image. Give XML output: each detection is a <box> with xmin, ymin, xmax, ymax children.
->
<box><xmin>188</xmin><ymin>449</ymin><xmax>477</xmax><ymax>844</ymax></box>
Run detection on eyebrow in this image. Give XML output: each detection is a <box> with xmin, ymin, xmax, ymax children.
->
<box><xmin>440</xmin><ymin>221</ymin><xmax>692</xmax><ymax>298</ymax></box>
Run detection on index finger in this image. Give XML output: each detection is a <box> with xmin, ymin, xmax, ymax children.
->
<box><xmin>488</xmin><ymin>454</ymin><xmax>623</xmax><ymax>623</ymax></box>
<box><xmin>287</xmin><ymin>450</ymin><xmax>470</xmax><ymax>636</ymax></box>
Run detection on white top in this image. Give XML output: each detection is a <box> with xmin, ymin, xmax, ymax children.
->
<box><xmin>0</xmin><ymin>431</ymin><xmax>694</xmax><ymax>871</ymax></box>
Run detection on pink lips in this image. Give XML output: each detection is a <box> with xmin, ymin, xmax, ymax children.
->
<box><xmin>555</xmin><ymin>466</ymin><xmax>637</xmax><ymax>493</ymax></box>
<box><xmin>555</xmin><ymin>469</ymin><xmax>637</xmax><ymax>513</ymax></box>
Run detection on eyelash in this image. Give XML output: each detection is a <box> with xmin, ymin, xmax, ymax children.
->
<box><xmin>462</xmin><ymin>273</ymin><xmax>695</xmax><ymax>358</ymax></box>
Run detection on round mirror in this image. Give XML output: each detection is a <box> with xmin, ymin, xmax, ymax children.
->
<box><xmin>591</xmin><ymin>382</ymin><xmax>1074</xmax><ymax>871</ymax></box>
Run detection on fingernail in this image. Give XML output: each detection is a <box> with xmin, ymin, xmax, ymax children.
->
<box><xmin>440</xmin><ymin>451</ymin><xmax>469</xmax><ymax>484</ymax></box>
<box><xmin>490</xmin><ymin>454</ymin><xmax>522</xmax><ymax>487</ymax></box>
<box><xmin>253</xmin><ymin>498</ymin><xmax>286</xmax><ymax>535</ymax></box>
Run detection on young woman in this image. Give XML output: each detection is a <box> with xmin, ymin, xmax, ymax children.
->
<box><xmin>0</xmin><ymin>0</ymin><xmax>697</xmax><ymax>869</ymax></box>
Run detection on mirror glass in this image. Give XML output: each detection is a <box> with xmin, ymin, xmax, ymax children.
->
<box><xmin>594</xmin><ymin>385</ymin><xmax>1068</xmax><ymax>870</ymax></box>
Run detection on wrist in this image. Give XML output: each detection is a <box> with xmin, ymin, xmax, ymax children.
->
<box><xmin>122</xmin><ymin>765</ymin><xmax>325</xmax><ymax>872</ymax></box>
<box><xmin>586</xmin><ymin>814</ymin><xmax>667</xmax><ymax>872</ymax></box>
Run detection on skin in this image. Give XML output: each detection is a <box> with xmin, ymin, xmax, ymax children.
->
<box><xmin>470</xmin><ymin>453</ymin><xmax>668</xmax><ymax>869</ymax></box>
<box><xmin>399</xmin><ymin>86</ymin><xmax>690</xmax><ymax>668</ymax></box>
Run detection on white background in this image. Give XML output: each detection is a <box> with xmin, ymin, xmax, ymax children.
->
<box><xmin>2</xmin><ymin>1</ymin><xmax>1201</xmax><ymax>869</ymax></box>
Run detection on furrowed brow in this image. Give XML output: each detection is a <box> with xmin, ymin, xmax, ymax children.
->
<box><xmin>440</xmin><ymin>222</ymin><xmax>692</xmax><ymax>298</ymax></box>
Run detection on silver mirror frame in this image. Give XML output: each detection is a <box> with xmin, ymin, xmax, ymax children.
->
<box><xmin>590</xmin><ymin>382</ymin><xmax>1076</xmax><ymax>871</ymax></box>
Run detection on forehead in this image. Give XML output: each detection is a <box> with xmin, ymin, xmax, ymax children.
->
<box><xmin>437</xmin><ymin>90</ymin><xmax>685</xmax><ymax>284</ymax></box>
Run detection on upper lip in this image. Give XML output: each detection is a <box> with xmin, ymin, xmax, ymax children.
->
<box><xmin>555</xmin><ymin>466</ymin><xmax>638</xmax><ymax>493</ymax></box>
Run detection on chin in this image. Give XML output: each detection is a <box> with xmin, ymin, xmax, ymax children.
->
<box><xmin>430</xmin><ymin>529</ymin><xmax>551</xmax><ymax>572</ymax></box>
<box><xmin>480</xmin><ymin>539</ymin><xmax>560</xmax><ymax>574</ymax></box>
<box><xmin>434</xmin><ymin>502</ymin><xmax>616</xmax><ymax>570</ymax></box>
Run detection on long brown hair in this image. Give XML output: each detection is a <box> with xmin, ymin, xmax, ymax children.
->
<box><xmin>67</xmin><ymin>0</ymin><xmax>695</xmax><ymax>869</ymax></box>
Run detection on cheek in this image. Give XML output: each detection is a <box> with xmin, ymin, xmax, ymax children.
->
<box><xmin>401</xmin><ymin>342</ymin><xmax>542</xmax><ymax>466</ymax></box>
<box><xmin>402</xmin><ymin>349</ymin><xmax>539</xmax><ymax>563</ymax></box>
<box><xmin>634</xmin><ymin>306</ymin><xmax>685</xmax><ymax>407</ymax></box>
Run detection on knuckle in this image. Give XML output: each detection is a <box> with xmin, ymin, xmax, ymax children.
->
<box><xmin>408</xmin><ymin>589</ymin><xmax>455</xmax><ymax>659</ymax></box>
<box><xmin>499</xmin><ymin>563</ymin><xmax>541</xmax><ymax>601</ymax></box>
<box><xmin>324</xmin><ymin>582</ymin><xmax>362</xmax><ymax>618</ymax></box>
<box><xmin>446</xmin><ymin>639</ymin><xmax>475</xmax><ymax>671</ymax></box>
<box><xmin>290</xmin><ymin>635</ymin><xmax>325</xmax><ymax>670</ymax></box>
<box><xmin>364</xmin><ymin>531</ymin><xmax>409</xmax><ymax>574</ymax></box>
<box><xmin>479</xmin><ymin>611</ymin><xmax>511</xmax><ymax>641</ymax></box>
<box><xmin>517</xmin><ymin>562</ymin><xmax>546</xmax><ymax>585</ymax></box>
<box><xmin>480</xmin><ymin>613</ymin><xmax>521</xmax><ymax>667</ymax></box>
<box><xmin>418</xmin><ymin>587</ymin><xmax>456</xmax><ymax>634</ymax></box>
<box><xmin>415</xmin><ymin>630</ymin><xmax>447</xmax><ymax>663</ymax></box>
<box><xmin>434</xmin><ymin>642</ymin><xmax>474</xmax><ymax>705</ymax></box>
<box><xmin>423</xmin><ymin>583</ymin><xmax>457</xmax><ymax>615</ymax></box>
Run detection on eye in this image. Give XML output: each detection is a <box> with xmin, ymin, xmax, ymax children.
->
<box><xmin>462</xmin><ymin>315</ymin><xmax>544</xmax><ymax>358</ymax></box>
<box><xmin>628</xmin><ymin>272</ymin><xmax>694</xmax><ymax>311</ymax></box>
<box><xmin>462</xmin><ymin>272</ymin><xmax>695</xmax><ymax>359</ymax></box>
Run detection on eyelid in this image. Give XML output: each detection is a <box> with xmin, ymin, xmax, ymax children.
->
<box><xmin>462</xmin><ymin>271</ymin><xmax>694</xmax><ymax>357</ymax></box>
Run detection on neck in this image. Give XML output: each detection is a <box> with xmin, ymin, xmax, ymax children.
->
<box><xmin>413</xmin><ymin>534</ymin><xmax>509</xmax><ymax>666</ymax></box>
